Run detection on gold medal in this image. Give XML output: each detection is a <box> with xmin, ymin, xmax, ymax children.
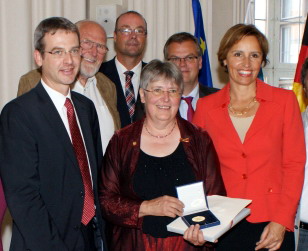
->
<box><xmin>192</xmin><ymin>216</ymin><xmax>205</xmax><ymax>222</ymax></box>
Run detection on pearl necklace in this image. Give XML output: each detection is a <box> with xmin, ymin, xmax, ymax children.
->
<box><xmin>144</xmin><ymin>121</ymin><xmax>177</xmax><ymax>139</ymax></box>
<box><xmin>228</xmin><ymin>97</ymin><xmax>257</xmax><ymax>116</ymax></box>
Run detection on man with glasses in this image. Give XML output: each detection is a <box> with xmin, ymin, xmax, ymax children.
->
<box><xmin>0</xmin><ymin>17</ymin><xmax>107</xmax><ymax>250</ymax></box>
<box><xmin>18</xmin><ymin>20</ymin><xmax>120</xmax><ymax>154</ymax></box>
<box><xmin>99</xmin><ymin>11</ymin><xmax>147</xmax><ymax>128</ymax></box>
<box><xmin>164</xmin><ymin>32</ymin><xmax>218</xmax><ymax>122</ymax></box>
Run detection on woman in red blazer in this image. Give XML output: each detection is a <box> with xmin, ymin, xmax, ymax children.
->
<box><xmin>193</xmin><ymin>24</ymin><xmax>305</xmax><ymax>251</ymax></box>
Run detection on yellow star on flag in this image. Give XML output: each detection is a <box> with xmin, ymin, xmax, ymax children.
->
<box><xmin>199</xmin><ymin>37</ymin><xmax>206</xmax><ymax>55</ymax></box>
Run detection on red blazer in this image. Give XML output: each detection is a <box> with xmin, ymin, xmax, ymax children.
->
<box><xmin>193</xmin><ymin>80</ymin><xmax>306</xmax><ymax>230</ymax></box>
<box><xmin>99</xmin><ymin>116</ymin><xmax>225</xmax><ymax>250</ymax></box>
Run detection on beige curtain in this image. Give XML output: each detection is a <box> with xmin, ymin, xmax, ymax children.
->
<box><xmin>0</xmin><ymin>0</ymin><xmax>86</xmax><ymax>111</ymax></box>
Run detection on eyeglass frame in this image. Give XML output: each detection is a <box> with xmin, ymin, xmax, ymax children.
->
<box><xmin>143</xmin><ymin>88</ymin><xmax>182</xmax><ymax>97</ymax></box>
<box><xmin>116</xmin><ymin>27</ymin><xmax>147</xmax><ymax>36</ymax></box>
<box><xmin>43</xmin><ymin>47</ymin><xmax>81</xmax><ymax>58</ymax></box>
<box><xmin>168</xmin><ymin>56</ymin><xmax>200</xmax><ymax>64</ymax></box>
<box><xmin>80</xmin><ymin>39</ymin><xmax>109</xmax><ymax>54</ymax></box>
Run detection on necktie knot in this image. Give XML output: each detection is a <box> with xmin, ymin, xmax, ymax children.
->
<box><xmin>124</xmin><ymin>71</ymin><xmax>134</xmax><ymax>80</ymax></box>
<box><xmin>181</xmin><ymin>96</ymin><xmax>194</xmax><ymax>105</ymax></box>
<box><xmin>65</xmin><ymin>98</ymin><xmax>73</xmax><ymax>111</ymax></box>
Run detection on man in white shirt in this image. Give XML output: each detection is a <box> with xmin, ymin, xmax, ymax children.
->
<box><xmin>164</xmin><ymin>32</ymin><xmax>218</xmax><ymax>122</ymax></box>
<box><xmin>297</xmin><ymin>57</ymin><xmax>308</xmax><ymax>251</ymax></box>
<box><xmin>0</xmin><ymin>17</ymin><xmax>106</xmax><ymax>251</ymax></box>
<box><xmin>99</xmin><ymin>11</ymin><xmax>147</xmax><ymax>128</ymax></box>
<box><xmin>18</xmin><ymin>20</ymin><xmax>120</xmax><ymax>154</ymax></box>
<box><xmin>73</xmin><ymin>20</ymin><xmax>120</xmax><ymax>153</ymax></box>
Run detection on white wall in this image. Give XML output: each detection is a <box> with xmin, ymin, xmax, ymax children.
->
<box><xmin>0</xmin><ymin>0</ymin><xmax>86</xmax><ymax>110</ymax></box>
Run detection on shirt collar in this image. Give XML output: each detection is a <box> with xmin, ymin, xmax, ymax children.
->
<box><xmin>182</xmin><ymin>84</ymin><xmax>199</xmax><ymax>99</ymax></box>
<box><xmin>115</xmin><ymin>57</ymin><xmax>142</xmax><ymax>76</ymax></box>
<box><xmin>75</xmin><ymin>76</ymin><xmax>96</xmax><ymax>89</ymax></box>
<box><xmin>41</xmin><ymin>79</ymin><xmax>71</xmax><ymax>110</ymax></box>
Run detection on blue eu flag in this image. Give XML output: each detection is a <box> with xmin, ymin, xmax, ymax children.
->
<box><xmin>192</xmin><ymin>0</ymin><xmax>213</xmax><ymax>87</ymax></box>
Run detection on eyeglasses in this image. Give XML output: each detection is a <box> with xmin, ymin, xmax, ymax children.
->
<box><xmin>80</xmin><ymin>39</ymin><xmax>109</xmax><ymax>54</ymax></box>
<box><xmin>168</xmin><ymin>56</ymin><xmax>199</xmax><ymax>64</ymax></box>
<box><xmin>116</xmin><ymin>27</ymin><xmax>147</xmax><ymax>36</ymax></box>
<box><xmin>144</xmin><ymin>88</ymin><xmax>182</xmax><ymax>97</ymax></box>
<box><xmin>44</xmin><ymin>48</ymin><xmax>80</xmax><ymax>58</ymax></box>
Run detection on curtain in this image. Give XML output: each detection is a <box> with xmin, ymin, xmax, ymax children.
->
<box><xmin>0</xmin><ymin>0</ymin><xmax>86</xmax><ymax>110</ymax></box>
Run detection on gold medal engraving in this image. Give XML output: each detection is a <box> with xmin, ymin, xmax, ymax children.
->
<box><xmin>192</xmin><ymin>216</ymin><xmax>205</xmax><ymax>222</ymax></box>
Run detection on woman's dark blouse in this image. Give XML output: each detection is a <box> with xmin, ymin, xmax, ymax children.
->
<box><xmin>133</xmin><ymin>143</ymin><xmax>196</xmax><ymax>238</ymax></box>
<box><xmin>99</xmin><ymin>117</ymin><xmax>226</xmax><ymax>251</ymax></box>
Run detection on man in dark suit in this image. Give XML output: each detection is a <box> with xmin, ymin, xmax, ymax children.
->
<box><xmin>99</xmin><ymin>11</ymin><xmax>147</xmax><ymax>128</ymax></box>
<box><xmin>17</xmin><ymin>20</ymin><xmax>121</xmax><ymax>155</ymax></box>
<box><xmin>0</xmin><ymin>17</ymin><xmax>106</xmax><ymax>251</ymax></box>
<box><xmin>164</xmin><ymin>32</ymin><xmax>218</xmax><ymax>122</ymax></box>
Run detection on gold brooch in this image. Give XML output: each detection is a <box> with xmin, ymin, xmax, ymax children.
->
<box><xmin>180</xmin><ymin>138</ymin><xmax>190</xmax><ymax>142</ymax></box>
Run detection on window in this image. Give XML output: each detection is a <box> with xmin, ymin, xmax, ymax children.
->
<box><xmin>254</xmin><ymin>0</ymin><xmax>307</xmax><ymax>89</ymax></box>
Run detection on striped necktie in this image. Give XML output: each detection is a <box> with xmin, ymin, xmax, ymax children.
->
<box><xmin>65</xmin><ymin>98</ymin><xmax>95</xmax><ymax>225</ymax></box>
<box><xmin>124</xmin><ymin>71</ymin><xmax>135</xmax><ymax>121</ymax></box>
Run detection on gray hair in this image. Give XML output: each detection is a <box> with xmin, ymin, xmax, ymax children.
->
<box><xmin>140</xmin><ymin>59</ymin><xmax>183</xmax><ymax>91</ymax></box>
<box><xmin>34</xmin><ymin>17</ymin><xmax>79</xmax><ymax>54</ymax></box>
<box><xmin>164</xmin><ymin>32</ymin><xmax>202</xmax><ymax>59</ymax></box>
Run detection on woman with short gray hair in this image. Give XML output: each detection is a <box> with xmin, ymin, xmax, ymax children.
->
<box><xmin>99</xmin><ymin>59</ymin><xmax>225</xmax><ymax>250</ymax></box>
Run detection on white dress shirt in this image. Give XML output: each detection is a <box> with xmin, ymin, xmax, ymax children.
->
<box><xmin>115</xmin><ymin>57</ymin><xmax>142</xmax><ymax>100</ymax></box>
<box><xmin>300</xmin><ymin>107</ymin><xmax>308</xmax><ymax>223</ymax></box>
<box><xmin>73</xmin><ymin>77</ymin><xmax>114</xmax><ymax>154</ymax></box>
<box><xmin>179</xmin><ymin>84</ymin><xmax>199</xmax><ymax>120</ymax></box>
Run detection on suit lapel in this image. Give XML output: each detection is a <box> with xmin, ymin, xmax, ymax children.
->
<box><xmin>244</xmin><ymin>82</ymin><xmax>276</xmax><ymax>143</ymax></box>
<box><xmin>101</xmin><ymin>58</ymin><xmax>147</xmax><ymax>127</ymax></box>
<box><xmin>34</xmin><ymin>83</ymin><xmax>80</xmax><ymax>170</ymax></box>
<box><xmin>72</xmin><ymin>94</ymin><xmax>98</xmax><ymax>184</ymax></box>
<box><xmin>108</xmin><ymin>59</ymin><xmax>131</xmax><ymax>127</ymax></box>
<box><xmin>208</xmin><ymin>103</ymin><xmax>244</xmax><ymax>147</ymax></box>
<box><xmin>206</xmin><ymin>85</ymin><xmax>244</xmax><ymax>147</ymax></box>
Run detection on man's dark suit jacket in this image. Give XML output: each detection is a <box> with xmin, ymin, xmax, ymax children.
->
<box><xmin>0</xmin><ymin>83</ymin><xmax>106</xmax><ymax>251</ymax></box>
<box><xmin>199</xmin><ymin>83</ymin><xmax>219</xmax><ymax>98</ymax></box>
<box><xmin>99</xmin><ymin>57</ymin><xmax>146</xmax><ymax>128</ymax></box>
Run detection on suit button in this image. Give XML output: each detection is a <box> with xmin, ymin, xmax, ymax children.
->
<box><xmin>242</xmin><ymin>153</ymin><xmax>247</xmax><ymax>158</ymax></box>
<box><xmin>74</xmin><ymin>225</ymin><xmax>80</xmax><ymax>230</ymax></box>
<box><xmin>80</xmin><ymin>191</ymin><xmax>84</xmax><ymax>198</ymax></box>
<box><xmin>268</xmin><ymin>188</ymin><xmax>273</xmax><ymax>193</ymax></box>
<box><xmin>242</xmin><ymin>174</ymin><xmax>247</xmax><ymax>179</ymax></box>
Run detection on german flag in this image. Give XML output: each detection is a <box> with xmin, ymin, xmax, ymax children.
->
<box><xmin>293</xmin><ymin>15</ymin><xmax>308</xmax><ymax>112</ymax></box>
